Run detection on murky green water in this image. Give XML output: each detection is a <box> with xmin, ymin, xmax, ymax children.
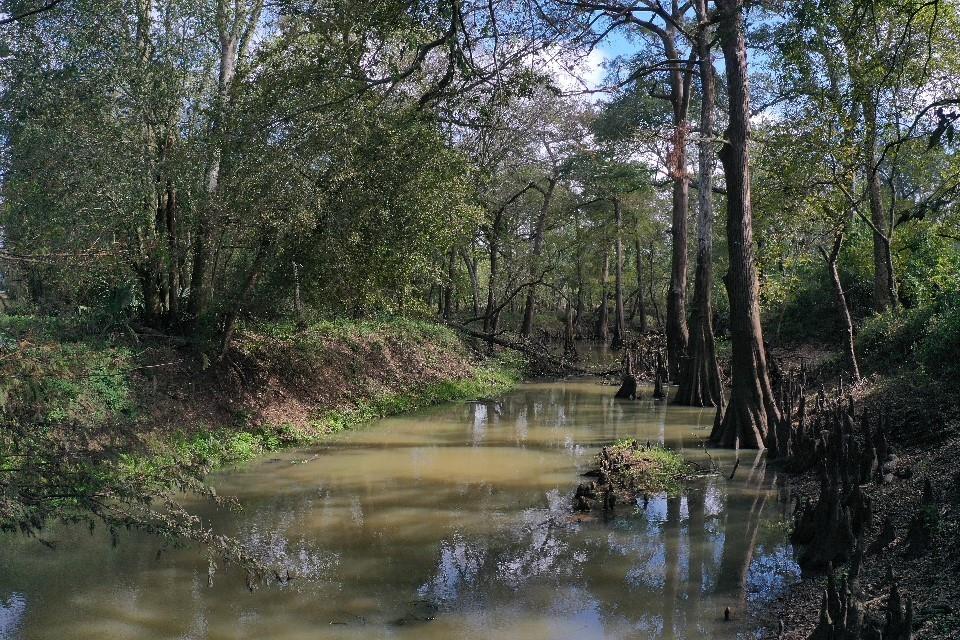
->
<box><xmin>0</xmin><ymin>380</ymin><xmax>798</xmax><ymax>639</ymax></box>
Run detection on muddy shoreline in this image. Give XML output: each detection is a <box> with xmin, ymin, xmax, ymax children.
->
<box><xmin>750</xmin><ymin>371</ymin><xmax>960</xmax><ymax>639</ymax></box>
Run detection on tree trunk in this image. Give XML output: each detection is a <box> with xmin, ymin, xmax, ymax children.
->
<box><xmin>710</xmin><ymin>0</ymin><xmax>780</xmax><ymax>449</ymax></box>
<box><xmin>648</xmin><ymin>241</ymin><xmax>662</xmax><ymax>329</ymax></box>
<box><xmin>521</xmin><ymin>177</ymin><xmax>557</xmax><ymax>337</ymax></box>
<box><xmin>134</xmin><ymin>0</ymin><xmax>164</xmax><ymax>329</ymax></box>
<box><xmin>597</xmin><ymin>247</ymin><xmax>610</xmax><ymax>342</ymax></box>
<box><xmin>564</xmin><ymin>292</ymin><xmax>576</xmax><ymax>356</ymax></box>
<box><xmin>484</xmin><ymin>232</ymin><xmax>499</xmax><ymax>334</ymax></box>
<box><xmin>574</xmin><ymin>211</ymin><xmax>585</xmax><ymax>337</ymax></box>
<box><xmin>662</xmin><ymin>19</ymin><xmax>692</xmax><ymax>382</ymax></box>
<box><xmin>612</xmin><ymin>199</ymin><xmax>627</xmax><ymax>349</ymax></box>
<box><xmin>863</xmin><ymin>95</ymin><xmax>897</xmax><ymax>312</ymax></box>
<box><xmin>443</xmin><ymin>246</ymin><xmax>456</xmax><ymax>319</ymax></box>
<box><xmin>667</xmin><ymin>175</ymin><xmax>689</xmax><ymax>380</ymax></box>
<box><xmin>676</xmin><ymin>3</ymin><xmax>723</xmax><ymax>408</ymax></box>
<box><xmin>188</xmin><ymin>0</ymin><xmax>263</xmax><ymax>325</ymax></box>
<box><xmin>462</xmin><ymin>245</ymin><xmax>480</xmax><ymax>317</ymax></box>
<box><xmin>139</xmin><ymin>268</ymin><xmax>163</xmax><ymax>326</ymax></box>
<box><xmin>220</xmin><ymin>234</ymin><xmax>270</xmax><ymax>357</ymax></box>
<box><xmin>819</xmin><ymin>233</ymin><xmax>861</xmax><ymax>381</ymax></box>
<box><xmin>165</xmin><ymin>182</ymin><xmax>180</xmax><ymax>322</ymax></box>
<box><xmin>634</xmin><ymin>237</ymin><xmax>648</xmax><ymax>333</ymax></box>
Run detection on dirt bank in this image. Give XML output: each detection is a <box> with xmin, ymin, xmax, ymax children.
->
<box><xmin>0</xmin><ymin>317</ymin><xmax>519</xmax><ymax>543</ymax></box>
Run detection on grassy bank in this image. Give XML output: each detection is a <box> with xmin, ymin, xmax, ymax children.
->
<box><xmin>152</xmin><ymin>356</ymin><xmax>518</xmax><ymax>473</ymax></box>
<box><xmin>601</xmin><ymin>439</ymin><xmax>689</xmax><ymax>495</ymax></box>
<box><xmin>0</xmin><ymin>316</ymin><xmax>519</xmax><ymax>554</ymax></box>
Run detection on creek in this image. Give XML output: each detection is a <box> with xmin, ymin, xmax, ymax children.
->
<box><xmin>0</xmin><ymin>378</ymin><xmax>799</xmax><ymax>639</ymax></box>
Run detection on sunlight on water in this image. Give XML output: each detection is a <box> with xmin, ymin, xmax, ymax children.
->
<box><xmin>0</xmin><ymin>379</ymin><xmax>799</xmax><ymax>639</ymax></box>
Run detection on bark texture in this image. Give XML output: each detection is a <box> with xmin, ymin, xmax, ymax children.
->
<box><xmin>863</xmin><ymin>96</ymin><xmax>897</xmax><ymax>312</ymax></box>
<box><xmin>710</xmin><ymin>0</ymin><xmax>780</xmax><ymax>449</ymax></box>
<box><xmin>634</xmin><ymin>237</ymin><xmax>648</xmax><ymax>333</ymax></box>
<box><xmin>612</xmin><ymin>198</ymin><xmax>627</xmax><ymax>349</ymax></box>
<box><xmin>520</xmin><ymin>176</ymin><xmax>557</xmax><ymax>337</ymax></box>
<box><xmin>675</xmin><ymin>5</ymin><xmax>723</xmax><ymax>408</ymax></box>
<box><xmin>597</xmin><ymin>248</ymin><xmax>610</xmax><ymax>341</ymax></box>
<box><xmin>820</xmin><ymin>233</ymin><xmax>861</xmax><ymax>381</ymax></box>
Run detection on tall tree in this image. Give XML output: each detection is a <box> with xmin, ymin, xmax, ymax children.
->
<box><xmin>611</xmin><ymin>197</ymin><xmax>627</xmax><ymax>348</ymax></box>
<box><xmin>675</xmin><ymin>0</ymin><xmax>723</xmax><ymax>407</ymax></box>
<box><xmin>569</xmin><ymin>0</ymin><xmax>696</xmax><ymax>377</ymax></box>
<box><xmin>188</xmin><ymin>0</ymin><xmax>264</xmax><ymax>323</ymax></box>
<box><xmin>710</xmin><ymin>0</ymin><xmax>780</xmax><ymax>448</ymax></box>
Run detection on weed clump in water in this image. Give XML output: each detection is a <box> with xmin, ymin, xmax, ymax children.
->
<box><xmin>573</xmin><ymin>440</ymin><xmax>690</xmax><ymax>513</ymax></box>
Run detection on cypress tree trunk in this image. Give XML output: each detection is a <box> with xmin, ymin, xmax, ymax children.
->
<box><xmin>667</xmin><ymin>172</ymin><xmax>689</xmax><ymax>379</ymax></box>
<box><xmin>612</xmin><ymin>198</ymin><xmax>627</xmax><ymax>349</ymax></box>
<box><xmin>597</xmin><ymin>248</ymin><xmax>610</xmax><ymax>342</ymax></box>
<box><xmin>648</xmin><ymin>241</ymin><xmax>662</xmax><ymax>329</ymax></box>
<box><xmin>574</xmin><ymin>210</ymin><xmax>585</xmax><ymax>336</ymax></box>
<box><xmin>710</xmin><ymin>0</ymin><xmax>780</xmax><ymax>449</ymax></box>
<box><xmin>634</xmin><ymin>237</ymin><xmax>648</xmax><ymax>333</ymax></box>
<box><xmin>564</xmin><ymin>291</ymin><xmax>576</xmax><ymax>356</ymax></box>
<box><xmin>676</xmin><ymin>1</ymin><xmax>723</xmax><ymax>408</ymax></box>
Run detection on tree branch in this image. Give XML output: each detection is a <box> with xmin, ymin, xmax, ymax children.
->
<box><xmin>0</xmin><ymin>0</ymin><xmax>65</xmax><ymax>26</ymax></box>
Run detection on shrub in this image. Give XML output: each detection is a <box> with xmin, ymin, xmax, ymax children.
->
<box><xmin>858</xmin><ymin>297</ymin><xmax>960</xmax><ymax>381</ymax></box>
<box><xmin>918</xmin><ymin>301</ymin><xmax>960</xmax><ymax>379</ymax></box>
<box><xmin>858</xmin><ymin>305</ymin><xmax>933</xmax><ymax>374</ymax></box>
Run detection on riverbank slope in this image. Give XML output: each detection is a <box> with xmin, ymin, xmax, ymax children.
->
<box><xmin>0</xmin><ymin>316</ymin><xmax>518</xmax><ymax>549</ymax></box>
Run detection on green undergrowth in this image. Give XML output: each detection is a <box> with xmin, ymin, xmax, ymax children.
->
<box><xmin>0</xmin><ymin>317</ymin><xmax>134</xmax><ymax>428</ymax></box>
<box><xmin>857</xmin><ymin>295</ymin><xmax>960</xmax><ymax>382</ymax></box>
<box><xmin>308</xmin><ymin>361</ymin><xmax>518</xmax><ymax>436</ymax></box>
<box><xmin>605</xmin><ymin>439</ymin><xmax>689</xmax><ymax>495</ymax></box>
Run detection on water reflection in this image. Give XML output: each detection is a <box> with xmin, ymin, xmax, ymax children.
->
<box><xmin>0</xmin><ymin>380</ymin><xmax>798</xmax><ymax>639</ymax></box>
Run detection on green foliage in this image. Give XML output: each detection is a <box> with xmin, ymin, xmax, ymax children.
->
<box><xmin>918</xmin><ymin>302</ymin><xmax>960</xmax><ymax>379</ymax></box>
<box><xmin>858</xmin><ymin>306</ymin><xmax>930</xmax><ymax>373</ymax></box>
<box><xmin>0</xmin><ymin>314</ymin><xmax>518</xmax><ymax>554</ymax></box>
<box><xmin>859</xmin><ymin>296</ymin><xmax>960</xmax><ymax>380</ymax></box>
<box><xmin>0</xmin><ymin>324</ymin><xmax>132</xmax><ymax>427</ymax></box>
<box><xmin>604</xmin><ymin>439</ymin><xmax>689</xmax><ymax>495</ymax></box>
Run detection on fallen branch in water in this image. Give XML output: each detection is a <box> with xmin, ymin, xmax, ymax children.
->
<box><xmin>453</xmin><ymin>324</ymin><xmax>620</xmax><ymax>377</ymax></box>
